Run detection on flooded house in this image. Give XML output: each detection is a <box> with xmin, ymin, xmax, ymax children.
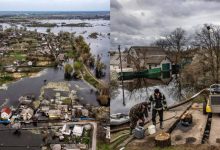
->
<box><xmin>110</xmin><ymin>51</ymin><xmax>131</xmax><ymax>71</ymax></box>
<box><xmin>110</xmin><ymin>51</ymin><xmax>133</xmax><ymax>80</ymax></box>
<box><xmin>111</xmin><ymin>46</ymin><xmax>172</xmax><ymax>80</ymax></box>
<box><xmin>127</xmin><ymin>46</ymin><xmax>172</xmax><ymax>72</ymax></box>
<box><xmin>20</xmin><ymin>107</ymin><xmax>34</xmax><ymax>121</ymax></box>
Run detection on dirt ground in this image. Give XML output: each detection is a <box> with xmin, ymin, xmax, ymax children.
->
<box><xmin>125</xmin><ymin>143</ymin><xmax>220</xmax><ymax>150</ymax></box>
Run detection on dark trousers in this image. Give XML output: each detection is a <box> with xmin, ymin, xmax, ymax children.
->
<box><xmin>152</xmin><ymin>109</ymin><xmax>163</xmax><ymax>124</ymax></box>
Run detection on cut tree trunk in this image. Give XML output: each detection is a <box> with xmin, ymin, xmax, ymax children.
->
<box><xmin>181</xmin><ymin>111</ymin><xmax>193</xmax><ymax>126</ymax></box>
<box><xmin>155</xmin><ymin>132</ymin><xmax>171</xmax><ymax>147</ymax></box>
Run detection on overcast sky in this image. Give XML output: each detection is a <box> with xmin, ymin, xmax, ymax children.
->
<box><xmin>0</xmin><ymin>0</ymin><xmax>110</xmax><ymax>11</ymax></box>
<box><xmin>111</xmin><ymin>0</ymin><xmax>220</xmax><ymax>50</ymax></box>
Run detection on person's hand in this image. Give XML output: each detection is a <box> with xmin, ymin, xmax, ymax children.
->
<box><xmin>164</xmin><ymin>107</ymin><xmax>168</xmax><ymax>111</ymax></box>
<box><xmin>138</xmin><ymin>119</ymin><xmax>145</xmax><ymax>127</ymax></box>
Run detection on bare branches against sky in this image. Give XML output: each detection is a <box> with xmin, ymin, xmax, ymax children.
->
<box><xmin>111</xmin><ymin>0</ymin><xmax>220</xmax><ymax>49</ymax></box>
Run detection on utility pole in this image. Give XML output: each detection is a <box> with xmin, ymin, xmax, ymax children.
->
<box><xmin>118</xmin><ymin>45</ymin><xmax>125</xmax><ymax>106</ymax></box>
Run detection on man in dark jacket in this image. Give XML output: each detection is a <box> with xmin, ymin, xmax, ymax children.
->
<box><xmin>149</xmin><ymin>88</ymin><xmax>167</xmax><ymax>129</ymax></box>
<box><xmin>129</xmin><ymin>102</ymin><xmax>149</xmax><ymax>135</ymax></box>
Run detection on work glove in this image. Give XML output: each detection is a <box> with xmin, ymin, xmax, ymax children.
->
<box><xmin>164</xmin><ymin>107</ymin><xmax>168</xmax><ymax>111</ymax></box>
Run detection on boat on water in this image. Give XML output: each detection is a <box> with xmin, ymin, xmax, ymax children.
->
<box><xmin>0</xmin><ymin>84</ymin><xmax>8</xmax><ymax>90</ymax></box>
<box><xmin>110</xmin><ymin>113</ymin><xmax>130</xmax><ymax>126</ymax></box>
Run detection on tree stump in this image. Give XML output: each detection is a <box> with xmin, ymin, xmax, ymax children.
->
<box><xmin>155</xmin><ymin>132</ymin><xmax>171</xmax><ymax>147</ymax></box>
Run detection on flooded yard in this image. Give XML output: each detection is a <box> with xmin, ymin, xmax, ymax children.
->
<box><xmin>0</xmin><ymin>67</ymin><xmax>99</xmax><ymax>107</ymax></box>
<box><xmin>0</xmin><ymin>19</ymin><xmax>110</xmax><ymax>82</ymax></box>
<box><xmin>0</xmin><ymin>17</ymin><xmax>110</xmax><ymax>107</ymax></box>
<box><xmin>110</xmin><ymin>75</ymin><xmax>193</xmax><ymax>114</ymax></box>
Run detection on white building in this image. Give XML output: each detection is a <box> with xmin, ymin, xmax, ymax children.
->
<box><xmin>127</xmin><ymin>46</ymin><xmax>172</xmax><ymax>71</ymax></box>
<box><xmin>72</xmin><ymin>125</ymin><xmax>84</xmax><ymax>137</ymax></box>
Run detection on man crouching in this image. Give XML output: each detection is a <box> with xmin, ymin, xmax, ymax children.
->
<box><xmin>129</xmin><ymin>102</ymin><xmax>150</xmax><ymax>135</ymax></box>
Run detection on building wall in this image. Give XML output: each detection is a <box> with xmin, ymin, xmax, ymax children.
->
<box><xmin>160</xmin><ymin>58</ymin><xmax>172</xmax><ymax>70</ymax></box>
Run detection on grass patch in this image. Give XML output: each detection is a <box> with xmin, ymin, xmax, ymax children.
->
<box><xmin>83</xmin><ymin>71</ymin><xmax>99</xmax><ymax>88</ymax></box>
<box><xmin>65</xmin><ymin>51</ymin><xmax>76</xmax><ymax>58</ymax></box>
<box><xmin>62</xmin><ymin>98</ymin><xmax>72</xmax><ymax>105</ymax></box>
<box><xmin>97</xmin><ymin>140</ymin><xmax>110</xmax><ymax>150</ymax></box>
<box><xmin>10</xmin><ymin>51</ymin><xmax>27</xmax><ymax>61</ymax></box>
<box><xmin>193</xmin><ymin>96</ymin><xmax>206</xmax><ymax>103</ymax></box>
<box><xmin>0</xmin><ymin>73</ymin><xmax>15</xmax><ymax>85</ymax></box>
<box><xmin>33</xmin><ymin>100</ymin><xmax>41</xmax><ymax>109</ymax></box>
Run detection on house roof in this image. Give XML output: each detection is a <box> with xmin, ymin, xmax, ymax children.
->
<box><xmin>72</xmin><ymin>125</ymin><xmax>84</xmax><ymax>136</ymax></box>
<box><xmin>128</xmin><ymin>46</ymin><xmax>170</xmax><ymax>64</ymax></box>
<box><xmin>1</xmin><ymin>107</ymin><xmax>12</xmax><ymax>115</ymax></box>
<box><xmin>129</xmin><ymin>46</ymin><xmax>166</xmax><ymax>57</ymax></box>
<box><xmin>145</xmin><ymin>55</ymin><xmax>169</xmax><ymax>64</ymax></box>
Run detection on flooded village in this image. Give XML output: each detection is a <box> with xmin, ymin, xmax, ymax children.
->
<box><xmin>110</xmin><ymin>25</ymin><xmax>220</xmax><ymax>150</ymax></box>
<box><xmin>0</xmin><ymin>11</ymin><xmax>110</xmax><ymax>150</ymax></box>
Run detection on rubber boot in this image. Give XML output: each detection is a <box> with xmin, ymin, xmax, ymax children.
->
<box><xmin>160</xmin><ymin>122</ymin><xmax>164</xmax><ymax>129</ymax></box>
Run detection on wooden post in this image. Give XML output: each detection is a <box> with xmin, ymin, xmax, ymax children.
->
<box><xmin>118</xmin><ymin>45</ymin><xmax>125</xmax><ymax>106</ymax></box>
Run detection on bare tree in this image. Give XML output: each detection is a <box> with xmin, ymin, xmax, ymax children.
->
<box><xmin>166</xmin><ymin>28</ymin><xmax>187</xmax><ymax>64</ymax></box>
<box><xmin>153</xmin><ymin>38</ymin><xmax>169</xmax><ymax>50</ymax></box>
<box><xmin>194</xmin><ymin>24</ymin><xmax>220</xmax><ymax>83</ymax></box>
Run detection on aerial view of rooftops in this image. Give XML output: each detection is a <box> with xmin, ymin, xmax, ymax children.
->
<box><xmin>0</xmin><ymin>0</ymin><xmax>110</xmax><ymax>150</ymax></box>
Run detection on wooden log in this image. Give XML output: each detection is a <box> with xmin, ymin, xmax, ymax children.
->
<box><xmin>181</xmin><ymin>111</ymin><xmax>193</xmax><ymax>126</ymax></box>
<box><xmin>155</xmin><ymin>132</ymin><xmax>171</xmax><ymax>147</ymax></box>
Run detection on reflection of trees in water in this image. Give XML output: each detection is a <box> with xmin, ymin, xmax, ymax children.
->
<box><xmin>124</xmin><ymin>77</ymin><xmax>173</xmax><ymax>102</ymax></box>
<box><xmin>110</xmin><ymin>79</ymin><xmax>119</xmax><ymax>100</ymax></box>
<box><xmin>126</xmin><ymin>78</ymin><xmax>150</xmax><ymax>101</ymax></box>
<box><xmin>110</xmin><ymin>71</ymin><xmax>193</xmax><ymax>107</ymax></box>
